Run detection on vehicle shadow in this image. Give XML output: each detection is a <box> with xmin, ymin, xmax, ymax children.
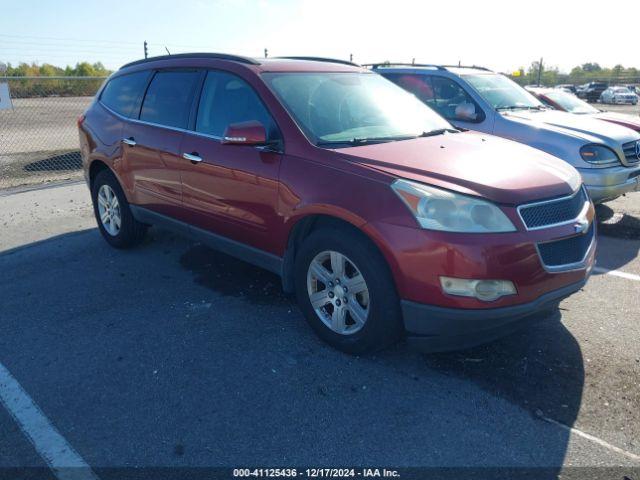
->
<box><xmin>23</xmin><ymin>151</ymin><xmax>81</xmax><ymax>172</ymax></box>
<box><xmin>419</xmin><ymin>318</ymin><xmax>583</xmax><ymax>474</ymax></box>
<box><xmin>595</xmin><ymin>203</ymin><xmax>640</xmax><ymax>241</ymax></box>
<box><xmin>0</xmin><ymin>228</ymin><xmax>584</xmax><ymax>473</ymax></box>
<box><xmin>177</xmin><ymin>241</ymin><xmax>582</xmax><ymax>474</ymax></box>
<box><xmin>594</xmin><ymin>204</ymin><xmax>640</xmax><ymax>273</ymax></box>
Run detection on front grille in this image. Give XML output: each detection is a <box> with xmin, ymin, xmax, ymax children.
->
<box><xmin>537</xmin><ymin>224</ymin><xmax>595</xmax><ymax>268</ymax></box>
<box><xmin>622</xmin><ymin>141</ymin><xmax>640</xmax><ymax>164</ymax></box>
<box><xmin>518</xmin><ymin>188</ymin><xmax>588</xmax><ymax>230</ymax></box>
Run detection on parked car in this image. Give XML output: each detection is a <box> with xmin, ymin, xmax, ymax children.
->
<box><xmin>79</xmin><ymin>53</ymin><xmax>595</xmax><ymax>353</ymax></box>
<box><xmin>374</xmin><ymin>64</ymin><xmax>640</xmax><ymax>203</ymax></box>
<box><xmin>526</xmin><ymin>86</ymin><xmax>640</xmax><ymax>133</ymax></box>
<box><xmin>556</xmin><ymin>84</ymin><xmax>577</xmax><ymax>94</ymax></box>
<box><xmin>576</xmin><ymin>82</ymin><xmax>608</xmax><ymax>102</ymax></box>
<box><xmin>599</xmin><ymin>86</ymin><xmax>638</xmax><ymax>105</ymax></box>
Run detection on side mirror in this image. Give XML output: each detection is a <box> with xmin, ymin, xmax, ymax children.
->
<box><xmin>222</xmin><ymin>121</ymin><xmax>267</xmax><ymax>146</ymax></box>
<box><xmin>455</xmin><ymin>102</ymin><xmax>477</xmax><ymax>121</ymax></box>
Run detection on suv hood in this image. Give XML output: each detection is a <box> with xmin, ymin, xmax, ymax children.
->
<box><xmin>502</xmin><ymin>109</ymin><xmax>640</xmax><ymax>145</ymax></box>
<box><xmin>336</xmin><ymin>132</ymin><xmax>581</xmax><ymax>205</ymax></box>
<box><xmin>592</xmin><ymin>111</ymin><xmax>640</xmax><ymax>132</ymax></box>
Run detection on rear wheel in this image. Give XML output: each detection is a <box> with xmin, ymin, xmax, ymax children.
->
<box><xmin>294</xmin><ymin>227</ymin><xmax>403</xmax><ymax>354</ymax></box>
<box><xmin>91</xmin><ymin>169</ymin><xmax>147</xmax><ymax>248</ymax></box>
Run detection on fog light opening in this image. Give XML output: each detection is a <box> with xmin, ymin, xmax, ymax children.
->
<box><xmin>440</xmin><ymin>277</ymin><xmax>516</xmax><ymax>302</ymax></box>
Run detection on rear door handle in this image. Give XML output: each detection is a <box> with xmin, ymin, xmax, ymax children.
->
<box><xmin>183</xmin><ymin>152</ymin><xmax>202</xmax><ymax>163</ymax></box>
<box><xmin>122</xmin><ymin>137</ymin><xmax>136</xmax><ymax>147</ymax></box>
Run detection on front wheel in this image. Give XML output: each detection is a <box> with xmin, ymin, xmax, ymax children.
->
<box><xmin>294</xmin><ymin>227</ymin><xmax>403</xmax><ymax>354</ymax></box>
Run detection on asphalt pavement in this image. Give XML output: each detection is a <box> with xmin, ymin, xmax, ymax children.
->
<box><xmin>0</xmin><ymin>182</ymin><xmax>639</xmax><ymax>479</ymax></box>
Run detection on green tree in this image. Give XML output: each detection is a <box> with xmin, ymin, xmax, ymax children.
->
<box><xmin>581</xmin><ymin>62</ymin><xmax>601</xmax><ymax>72</ymax></box>
<box><xmin>72</xmin><ymin>62</ymin><xmax>97</xmax><ymax>77</ymax></box>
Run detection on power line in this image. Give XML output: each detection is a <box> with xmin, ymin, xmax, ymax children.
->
<box><xmin>0</xmin><ymin>39</ymin><xmax>140</xmax><ymax>51</ymax></box>
<box><xmin>0</xmin><ymin>33</ymin><xmax>141</xmax><ymax>46</ymax></box>
<box><xmin>0</xmin><ymin>33</ymin><xmax>216</xmax><ymax>51</ymax></box>
<box><xmin>0</xmin><ymin>49</ymin><xmax>138</xmax><ymax>57</ymax></box>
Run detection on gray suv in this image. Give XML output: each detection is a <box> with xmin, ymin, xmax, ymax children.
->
<box><xmin>373</xmin><ymin>64</ymin><xmax>640</xmax><ymax>203</ymax></box>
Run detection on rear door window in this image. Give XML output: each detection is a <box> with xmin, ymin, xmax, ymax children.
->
<box><xmin>140</xmin><ymin>70</ymin><xmax>201</xmax><ymax>129</ymax></box>
<box><xmin>100</xmin><ymin>71</ymin><xmax>150</xmax><ymax>118</ymax></box>
<box><xmin>195</xmin><ymin>71</ymin><xmax>279</xmax><ymax>140</ymax></box>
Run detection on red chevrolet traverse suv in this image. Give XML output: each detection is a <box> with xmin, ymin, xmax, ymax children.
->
<box><xmin>79</xmin><ymin>53</ymin><xmax>595</xmax><ymax>353</ymax></box>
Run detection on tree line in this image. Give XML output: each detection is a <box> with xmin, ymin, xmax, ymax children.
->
<box><xmin>511</xmin><ymin>62</ymin><xmax>640</xmax><ymax>86</ymax></box>
<box><xmin>1</xmin><ymin>61</ymin><xmax>112</xmax><ymax>77</ymax></box>
<box><xmin>2</xmin><ymin>60</ymin><xmax>639</xmax><ymax>98</ymax></box>
<box><xmin>0</xmin><ymin>62</ymin><xmax>112</xmax><ymax>98</ymax></box>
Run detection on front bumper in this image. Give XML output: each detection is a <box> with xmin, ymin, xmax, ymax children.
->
<box><xmin>403</xmin><ymin>278</ymin><xmax>588</xmax><ymax>352</ymax></box>
<box><xmin>579</xmin><ymin>165</ymin><xmax>640</xmax><ymax>203</ymax></box>
<box><xmin>613</xmin><ymin>98</ymin><xmax>637</xmax><ymax>105</ymax></box>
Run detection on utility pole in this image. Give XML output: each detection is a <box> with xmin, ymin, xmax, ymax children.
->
<box><xmin>537</xmin><ymin>57</ymin><xmax>543</xmax><ymax>86</ymax></box>
<box><xmin>144</xmin><ymin>41</ymin><xmax>148</xmax><ymax>59</ymax></box>
<box><xmin>264</xmin><ymin>48</ymin><xmax>268</xmax><ymax>58</ymax></box>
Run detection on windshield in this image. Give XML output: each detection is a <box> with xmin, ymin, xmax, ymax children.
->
<box><xmin>465</xmin><ymin>74</ymin><xmax>544</xmax><ymax>110</ymax></box>
<box><xmin>613</xmin><ymin>87</ymin><xmax>631</xmax><ymax>93</ymax></box>
<box><xmin>544</xmin><ymin>90</ymin><xmax>599</xmax><ymax>114</ymax></box>
<box><xmin>263</xmin><ymin>72</ymin><xmax>451</xmax><ymax>146</ymax></box>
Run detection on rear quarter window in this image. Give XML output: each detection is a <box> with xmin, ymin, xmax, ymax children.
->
<box><xmin>100</xmin><ymin>71</ymin><xmax>150</xmax><ymax>118</ymax></box>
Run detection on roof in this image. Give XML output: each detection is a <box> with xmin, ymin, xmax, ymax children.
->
<box><xmin>368</xmin><ymin>63</ymin><xmax>492</xmax><ymax>76</ymax></box>
<box><xmin>444</xmin><ymin>66</ymin><xmax>492</xmax><ymax>76</ymax></box>
<box><xmin>120</xmin><ymin>53</ymin><xmax>363</xmax><ymax>73</ymax></box>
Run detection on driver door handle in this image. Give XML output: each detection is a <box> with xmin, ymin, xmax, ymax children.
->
<box><xmin>183</xmin><ymin>152</ymin><xmax>202</xmax><ymax>163</ymax></box>
<box><xmin>122</xmin><ymin>137</ymin><xmax>136</xmax><ymax>147</ymax></box>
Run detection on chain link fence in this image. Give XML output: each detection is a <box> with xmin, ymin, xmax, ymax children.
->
<box><xmin>0</xmin><ymin>76</ymin><xmax>106</xmax><ymax>189</ymax></box>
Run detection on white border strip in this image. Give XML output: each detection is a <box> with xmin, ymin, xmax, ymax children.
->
<box><xmin>0</xmin><ymin>362</ymin><xmax>98</xmax><ymax>480</ymax></box>
<box><xmin>538</xmin><ymin>413</ymin><xmax>640</xmax><ymax>462</ymax></box>
<box><xmin>594</xmin><ymin>266</ymin><xmax>640</xmax><ymax>282</ymax></box>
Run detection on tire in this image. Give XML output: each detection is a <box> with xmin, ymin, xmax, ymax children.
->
<box><xmin>294</xmin><ymin>227</ymin><xmax>403</xmax><ymax>354</ymax></box>
<box><xmin>91</xmin><ymin>169</ymin><xmax>147</xmax><ymax>249</ymax></box>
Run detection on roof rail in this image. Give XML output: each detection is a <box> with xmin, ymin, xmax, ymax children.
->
<box><xmin>363</xmin><ymin>63</ymin><xmax>446</xmax><ymax>70</ymax></box>
<box><xmin>120</xmin><ymin>53</ymin><xmax>260</xmax><ymax>69</ymax></box>
<box><xmin>276</xmin><ymin>56</ymin><xmax>360</xmax><ymax>67</ymax></box>
<box><xmin>440</xmin><ymin>64</ymin><xmax>491</xmax><ymax>71</ymax></box>
<box><xmin>365</xmin><ymin>63</ymin><xmax>491</xmax><ymax>71</ymax></box>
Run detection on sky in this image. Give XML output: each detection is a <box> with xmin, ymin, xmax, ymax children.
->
<box><xmin>0</xmin><ymin>0</ymin><xmax>637</xmax><ymax>73</ymax></box>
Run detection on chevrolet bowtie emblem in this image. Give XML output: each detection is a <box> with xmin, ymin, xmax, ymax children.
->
<box><xmin>574</xmin><ymin>218</ymin><xmax>589</xmax><ymax>234</ymax></box>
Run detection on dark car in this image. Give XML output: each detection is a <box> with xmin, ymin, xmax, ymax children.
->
<box><xmin>577</xmin><ymin>82</ymin><xmax>608</xmax><ymax>102</ymax></box>
<box><xmin>556</xmin><ymin>84</ymin><xmax>577</xmax><ymax>94</ymax></box>
<box><xmin>78</xmin><ymin>53</ymin><xmax>594</xmax><ymax>353</ymax></box>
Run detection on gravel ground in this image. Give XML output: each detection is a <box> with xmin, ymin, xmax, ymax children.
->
<box><xmin>0</xmin><ymin>96</ymin><xmax>91</xmax><ymax>189</ymax></box>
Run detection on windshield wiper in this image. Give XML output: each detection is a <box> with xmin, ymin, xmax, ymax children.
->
<box><xmin>317</xmin><ymin>130</ymin><xmax>459</xmax><ymax>147</ymax></box>
<box><xmin>496</xmin><ymin>105</ymin><xmax>546</xmax><ymax>111</ymax></box>
<box><xmin>317</xmin><ymin>135</ymin><xmax>416</xmax><ymax>147</ymax></box>
<box><xmin>418</xmin><ymin>128</ymin><xmax>460</xmax><ymax>137</ymax></box>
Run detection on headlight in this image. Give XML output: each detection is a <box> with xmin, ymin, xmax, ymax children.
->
<box><xmin>580</xmin><ymin>145</ymin><xmax>620</xmax><ymax>166</ymax></box>
<box><xmin>391</xmin><ymin>179</ymin><xmax>516</xmax><ymax>233</ymax></box>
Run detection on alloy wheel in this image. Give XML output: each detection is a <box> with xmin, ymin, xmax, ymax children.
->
<box><xmin>306</xmin><ymin>250</ymin><xmax>370</xmax><ymax>335</ymax></box>
<box><xmin>97</xmin><ymin>184</ymin><xmax>122</xmax><ymax>236</ymax></box>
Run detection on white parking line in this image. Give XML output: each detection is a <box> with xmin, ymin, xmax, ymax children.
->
<box><xmin>594</xmin><ymin>266</ymin><xmax>640</xmax><ymax>282</ymax></box>
<box><xmin>0</xmin><ymin>362</ymin><xmax>98</xmax><ymax>480</ymax></box>
<box><xmin>538</xmin><ymin>413</ymin><xmax>640</xmax><ymax>463</ymax></box>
